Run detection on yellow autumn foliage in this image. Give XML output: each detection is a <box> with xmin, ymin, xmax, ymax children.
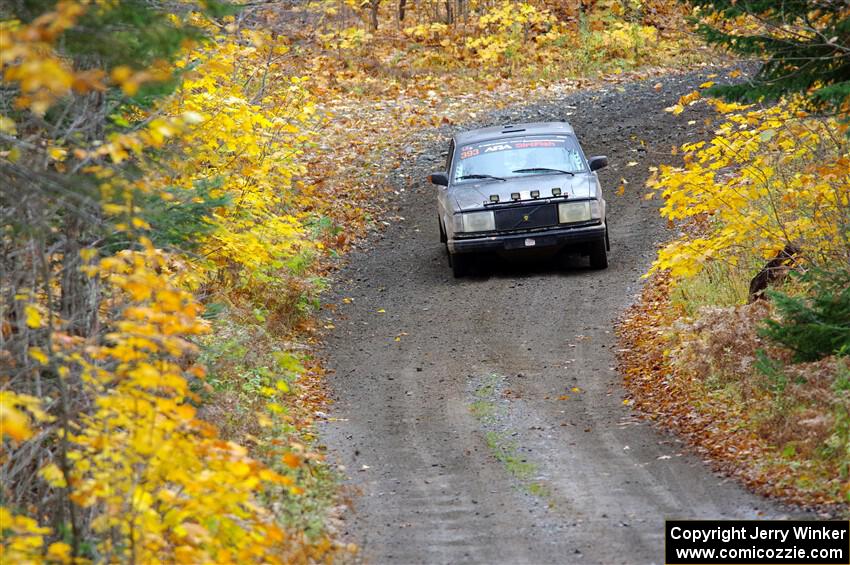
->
<box><xmin>1</xmin><ymin>2</ymin><xmax>327</xmax><ymax>562</ymax></box>
<box><xmin>62</xmin><ymin>245</ymin><xmax>299</xmax><ymax>562</ymax></box>
<box><xmin>2</xmin><ymin>0</ymin><xmax>702</xmax><ymax>561</ymax></box>
<box><xmin>152</xmin><ymin>23</ymin><xmax>317</xmax><ymax>289</ymax></box>
<box><xmin>0</xmin><ymin>390</ymin><xmax>51</xmax><ymax>444</ymax></box>
<box><xmin>649</xmin><ymin>98</ymin><xmax>850</xmax><ymax>280</ymax></box>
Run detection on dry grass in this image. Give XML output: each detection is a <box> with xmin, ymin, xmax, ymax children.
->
<box><xmin>619</xmin><ymin>274</ymin><xmax>850</xmax><ymax>512</ymax></box>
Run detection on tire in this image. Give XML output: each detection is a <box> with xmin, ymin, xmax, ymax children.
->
<box><xmin>450</xmin><ymin>252</ymin><xmax>472</xmax><ymax>278</ymax></box>
<box><xmin>438</xmin><ymin>216</ymin><xmax>447</xmax><ymax>243</ymax></box>
<box><xmin>588</xmin><ymin>237</ymin><xmax>608</xmax><ymax>270</ymax></box>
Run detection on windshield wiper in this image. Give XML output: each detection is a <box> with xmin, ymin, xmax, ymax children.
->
<box><xmin>457</xmin><ymin>174</ymin><xmax>506</xmax><ymax>182</ymax></box>
<box><xmin>512</xmin><ymin>167</ymin><xmax>575</xmax><ymax>176</ymax></box>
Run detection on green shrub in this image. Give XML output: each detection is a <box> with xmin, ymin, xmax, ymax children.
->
<box><xmin>761</xmin><ymin>269</ymin><xmax>850</xmax><ymax>362</ymax></box>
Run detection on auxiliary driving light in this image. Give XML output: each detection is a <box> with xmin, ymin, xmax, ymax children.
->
<box><xmin>511</xmin><ymin>192</ymin><xmax>521</xmax><ymax>201</ymax></box>
<box><xmin>490</xmin><ymin>194</ymin><xmax>500</xmax><ymax>203</ymax></box>
<box><xmin>531</xmin><ymin>190</ymin><xmax>540</xmax><ymax>199</ymax></box>
<box><xmin>551</xmin><ymin>187</ymin><xmax>562</xmax><ymax>197</ymax></box>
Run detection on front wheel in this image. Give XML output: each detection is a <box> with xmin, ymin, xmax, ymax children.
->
<box><xmin>450</xmin><ymin>252</ymin><xmax>472</xmax><ymax>278</ymax></box>
<box><xmin>588</xmin><ymin>237</ymin><xmax>608</xmax><ymax>270</ymax></box>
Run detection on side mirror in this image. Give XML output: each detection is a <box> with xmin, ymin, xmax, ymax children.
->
<box><xmin>428</xmin><ymin>172</ymin><xmax>449</xmax><ymax>186</ymax></box>
<box><xmin>588</xmin><ymin>156</ymin><xmax>609</xmax><ymax>172</ymax></box>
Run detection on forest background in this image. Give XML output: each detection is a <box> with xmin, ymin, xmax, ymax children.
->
<box><xmin>1</xmin><ymin>0</ymin><xmax>848</xmax><ymax>562</ymax></box>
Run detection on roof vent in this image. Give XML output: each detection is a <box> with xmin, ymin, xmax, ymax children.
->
<box><xmin>501</xmin><ymin>127</ymin><xmax>525</xmax><ymax>133</ymax></box>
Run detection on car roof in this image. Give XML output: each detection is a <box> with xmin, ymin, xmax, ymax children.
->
<box><xmin>454</xmin><ymin>121</ymin><xmax>576</xmax><ymax>146</ymax></box>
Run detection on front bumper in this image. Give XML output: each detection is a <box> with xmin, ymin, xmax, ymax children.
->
<box><xmin>448</xmin><ymin>223</ymin><xmax>606</xmax><ymax>255</ymax></box>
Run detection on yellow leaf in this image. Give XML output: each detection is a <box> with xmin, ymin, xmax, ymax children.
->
<box><xmin>0</xmin><ymin>116</ymin><xmax>17</xmax><ymax>135</ymax></box>
<box><xmin>46</xmin><ymin>542</ymin><xmax>71</xmax><ymax>561</ymax></box>
<box><xmin>124</xmin><ymin>280</ymin><xmax>152</xmax><ymax>301</ymax></box>
<box><xmin>40</xmin><ymin>463</ymin><xmax>68</xmax><ymax>488</ymax></box>
<box><xmin>79</xmin><ymin>248</ymin><xmax>97</xmax><ymax>261</ymax></box>
<box><xmin>230</xmin><ymin>461</ymin><xmax>251</xmax><ymax>477</ymax></box>
<box><xmin>267</xmin><ymin>402</ymin><xmax>284</xmax><ymax>414</ymax></box>
<box><xmin>29</xmin><ymin>347</ymin><xmax>48</xmax><ymax>365</ymax></box>
<box><xmin>0</xmin><ymin>403</ymin><xmax>32</xmax><ymax>442</ymax></box>
<box><xmin>111</xmin><ymin>65</ymin><xmax>133</xmax><ymax>84</ymax></box>
<box><xmin>24</xmin><ymin>304</ymin><xmax>43</xmax><ymax>328</ymax></box>
<box><xmin>48</xmin><ymin>146</ymin><xmax>67</xmax><ymax>161</ymax></box>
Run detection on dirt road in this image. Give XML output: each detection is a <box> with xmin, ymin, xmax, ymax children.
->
<box><xmin>319</xmin><ymin>70</ymin><xmax>796</xmax><ymax>564</ymax></box>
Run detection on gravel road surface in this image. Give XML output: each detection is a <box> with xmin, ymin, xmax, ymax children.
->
<box><xmin>319</xmin><ymin>69</ymin><xmax>797</xmax><ymax>565</ymax></box>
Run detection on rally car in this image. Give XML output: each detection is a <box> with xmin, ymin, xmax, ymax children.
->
<box><xmin>429</xmin><ymin>121</ymin><xmax>610</xmax><ymax>277</ymax></box>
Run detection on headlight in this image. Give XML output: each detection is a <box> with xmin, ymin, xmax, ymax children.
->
<box><xmin>558</xmin><ymin>201</ymin><xmax>601</xmax><ymax>224</ymax></box>
<box><xmin>460</xmin><ymin>211</ymin><xmax>495</xmax><ymax>232</ymax></box>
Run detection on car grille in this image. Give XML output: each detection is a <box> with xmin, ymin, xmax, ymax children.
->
<box><xmin>494</xmin><ymin>204</ymin><xmax>558</xmax><ymax>232</ymax></box>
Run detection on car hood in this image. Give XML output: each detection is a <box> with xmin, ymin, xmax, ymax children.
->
<box><xmin>449</xmin><ymin>173</ymin><xmax>597</xmax><ymax>212</ymax></box>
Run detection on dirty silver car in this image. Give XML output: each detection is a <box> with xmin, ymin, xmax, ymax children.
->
<box><xmin>429</xmin><ymin>122</ymin><xmax>610</xmax><ymax>277</ymax></box>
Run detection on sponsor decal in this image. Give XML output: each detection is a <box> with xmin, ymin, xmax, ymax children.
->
<box><xmin>460</xmin><ymin>138</ymin><xmax>566</xmax><ymax>159</ymax></box>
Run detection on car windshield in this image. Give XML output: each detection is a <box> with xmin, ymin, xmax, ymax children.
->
<box><xmin>453</xmin><ymin>135</ymin><xmax>584</xmax><ymax>182</ymax></box>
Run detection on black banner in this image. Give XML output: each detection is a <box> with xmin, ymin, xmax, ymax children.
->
<box><xmin>665</xmin><ymin>520</ymin><xmax>849</xmax><ymax>564</ymax></box>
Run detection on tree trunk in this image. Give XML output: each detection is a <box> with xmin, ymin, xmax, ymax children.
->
<box><xmin>60</xmin><ymin>217</ymin><xmax>99</xmax><ymax>336</ymax></box>
<box><xmin>748</xmin><ymin>244</ymin><xmax>800</xmax><ymax>303</ymax></box>
<box><xmin>370</xmin><ymin>0</ymin><xmax>380</xmax><ymax>30</ymax></box>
